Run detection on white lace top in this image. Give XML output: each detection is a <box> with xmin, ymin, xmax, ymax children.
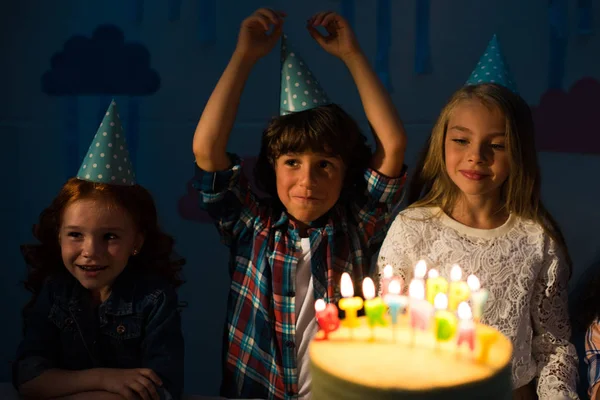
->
<box><xmin>377</xmin><ymin>206</ymin><xmax>579</xmax><ymax>399</ymax></box>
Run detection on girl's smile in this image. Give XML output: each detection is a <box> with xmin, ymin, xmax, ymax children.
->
<box><xmin>60</xmin><ymin>198</ymin><xmax>143</xmax><ymax>303</ymax></box>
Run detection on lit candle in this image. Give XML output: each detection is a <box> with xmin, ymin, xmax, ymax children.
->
<box><xmin>363</xmin><ymin>278</ymin><xmax>387</xmax><ymax>340</ymax></box>
<box><xmin>414</xmin><ymin>259</ymin><xmax>428</xmax><ymax>281</ymax></box>
<box><xmin>338</xmin><ymin>272</ymin><xmax>363</xmax><ymax>329</ymax></box>
<box><xmin>475</xmin><ymin>328</ymin><xmax>499</xmax><ymax>364</ymax></box>
<box><xmin>314</xmin><ymin>299</ymin><xmax>340</xmax><ymax>340</ymax></box>
<box><xmin>408</xmin><ymin>278</ymin><xmax>433</xmax><ymax>332</ymax></box>
<box><xmin>467</xmin><ymin>274</ymin><xmax>489</xmax><ymax>322</ymax></box>
<box><xmin>448</xmin><ymin>265</ymin><xmax>470</xmax><ymax>311</ymax></box>
<box><xmin>384</xmin><ymin>279</ymin><xmax>408</xmax><ymax>326</ymax></box>
<box><xmin>426</xmin><ymin>269</ymin><xmax>448</xmax><ymax>305</ymax></box>
<box><xmin>380</xmin><ymin>264</ymin><xmax>394</xmax><ymax>297</ymax></box>
<box><xmin>456</xmin><ymin>301</ymin><xmax>475</xmax><ymax>351</ymax></box>
<box><xmin>433</xmin><ymin>293</ymin><xmax>457</xmax><ymax>342</ymax></box>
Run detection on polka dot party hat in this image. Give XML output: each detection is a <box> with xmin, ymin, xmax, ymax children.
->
<box><xmin>280</xmin><ymin>34</ymin><xmax>331</xmax><ymax>115</ymax></box>
<box><xmin>465</xmin><ymin>34</ymin><xmax>518</xmax><ymax>94</ymax></box>
<box><xmin>76</xmin><ymin>100</ymin><xmax>136</xmax><ymax>186</ymax></box>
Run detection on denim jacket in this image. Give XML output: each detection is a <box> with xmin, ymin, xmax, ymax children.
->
<box><xmin>13</xmin><ymin>267</ymin><xmax>184</xmax><ymax>399</ymax></box>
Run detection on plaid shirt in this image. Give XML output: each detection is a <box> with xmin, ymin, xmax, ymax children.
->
<box><xmin>193</xmin><ymin>154</ymin><xmax>406</xmax><ymax>400</ymax></box>
<box><xmin>586</xmin><ymin>319</ymin><xmax>600</xmax><ymax>399</ymax></box>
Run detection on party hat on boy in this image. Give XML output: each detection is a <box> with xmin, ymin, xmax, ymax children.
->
<box><xmin>465</xmin><ymin>34</ymin><xmax>518</xmax><ymax>93</ymax></box>
<box><xmin>76</xmin><ymin>100</ymin><xmax>136</xmax><ymax>186</ymax></box>
<box><xmin>280</xmin><ymin>34</ymin><xmax>331</xmax><ymax>115</ymax></box>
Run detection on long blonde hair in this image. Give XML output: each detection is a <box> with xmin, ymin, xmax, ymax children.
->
<box><xmin>409</xmin><ymin>83</ymin><xmax>572</xmax><ymax>274</ymax></box>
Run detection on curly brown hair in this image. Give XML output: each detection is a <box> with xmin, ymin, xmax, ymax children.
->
<box><xmin>21</xmin><ymin>178</ymin><xmax>185</xmax><ymax>310</ymax></box>
<box><xmin>254</xmin><ymin>104</ymin><xmax>372</xmax><ymax>203</ymax></box>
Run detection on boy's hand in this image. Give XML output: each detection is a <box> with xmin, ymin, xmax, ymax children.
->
<box><xmin>307</xmin><ymin>11</ymin><xmax>361</xmax><ymax>62</ymax></box>
<box><xmin>235</xmin><ymin>8</ymin><xmax>286</xmax><ymax>63</ymax></box>
<box><xmin>98</xmin><ymin>368</ymin><xmax>162</xmax><ymax>400</ymax></box>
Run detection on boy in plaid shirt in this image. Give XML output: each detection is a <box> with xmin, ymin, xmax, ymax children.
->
<box><xmin>586</xmin><ymin>320</ymin><xmax>600</xmax><ymax>400</ymax></box>
<box><xmin>192</xmin><ymin>8</ymin><xmax>407</xmax><ymax>399</ymax></box>
<box><xmin>573</xmin><ymin>262</ymin><xmax>600</xmax><ymax>399</ymax></box>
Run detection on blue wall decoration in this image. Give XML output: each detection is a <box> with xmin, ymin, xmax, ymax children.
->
<box><xmin>548</xmin><ymin>0</ymin><xmax>568</xmax><ymax>90</ymax></box>
<box><xmin>169</xmin><ymin>0</ymin><xmax>183</xmax><ymax>22</ymax></box>
<box><xmin>414</xmin><ymin>0</ymin><xmax>431</xmax><ymax>74</ymax></box>
<box><xmin>577</xmin><ymin>0</ymin><xmax>593</xmax><ymax>35</ymax></box>
<box><xmin>65</xmin><ymin>98</ymin><xmax>79</xmax><ymax>178</ymax></box>
<box><xmin>198</xmin><ymin>0</ymin><xmax>217</xmax><ymax>46</ymax></box>
<box><xmin>42</xmin><ymin>25</ymin><xmax>160</xmax><ymax>178</ymax></box>
<box><xmin>533</xmin><ymin>77</ymin><xmax>600</xmax><ymax>154</ymax></box>
<box><xmin>375</xmin><ymin>0</ymin><xmax>392</xmax><ymax>92</ymax></box>
<box><xmin>97</xmin><ymin>95</ymin><xmax>112</xmax><ymax>127</ymax></box>
<box><xmin>128</xmin><ymin>97</ymin><xmax>140</xmax><ymax>167</ymax></box>
<box><xmin>42</xmin><ymin>25</ymin><xmax>160</xmax><ymax>96</ymax></box>
<box><xmin>131</xmin><ymin>0</ymin><xmax>144</xmax><ymax>23</ymax></box>
<box><xmin>340</xmin><ymin>0</ymin><xmax>355</xmax><ymax>29</ymax></box>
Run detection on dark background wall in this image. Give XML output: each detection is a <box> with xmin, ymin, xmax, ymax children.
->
<box><xmin>1</xmin><ymin>0</ymin><xmax>598</xmax><ymax>395</ymax></box>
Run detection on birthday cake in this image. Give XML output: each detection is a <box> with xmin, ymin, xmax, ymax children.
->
<box><xmin>308</xmin><ymin>271</ymin><xmax>513</xmax><ymax>400</ymax></box>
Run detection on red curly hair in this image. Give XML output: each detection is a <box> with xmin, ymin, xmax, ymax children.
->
<box><xmin>21</xmin><ymin>178</ymin><xmax>185</xmax><ymax>310</ymax></box>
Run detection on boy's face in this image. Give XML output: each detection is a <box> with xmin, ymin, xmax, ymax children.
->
<box><xmin>59</xmin><ymin>198</ymin><xmax>143</xmax><ymax>303</ymax></box>
<box><xmin>275</xmin><ymin>151</ymin><xmax>346</xmax><ymax>227</ymax></box>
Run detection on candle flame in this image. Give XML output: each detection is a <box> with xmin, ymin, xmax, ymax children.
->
<box><xmin>315</xmin><ymin>299</ymin><xmax>326</xmax><ymax>312</ymax></box>
<box><xmin>388</xmin><ymin>279</ymin><xmax>401</xmax><ymax>295</ymax></box>
<box><xmin>457</xmin><ymin>302</ymin><xmax>473</xmax><ymax>320</ymax></box>
<box><xmin>434</xmin><ymin>292</ymin><xmax>448</xmax><ymax>310</ymax></box>
<box><xmin>362</xmin><ymin>278</ymin><xmax>375</xmax><ymax>300</ymax></box>
<box><xmin>341</xmin><ymin>272</ymin><xmax>354</xmax><ymax>298</ymax></box>
<box><xmin>383</xmin><ymin>264</ymin><xmax>393</xmax><ymax>278</ymax></box>
<box><xmin>467</xmin><ymin>274</ymin><xmax>480</xmax><ymax>291</ymax></box>
<box><xmin>428</xmin><ymin>268</ymin><xmax>439</xmax><ymax>279</ymax></box>
<box><xmin>450</xmin><ymin>264</ymin><xmax>462</xmax><ymax>281</ymax></box>
<box><xmin>409</xmin><ymin>279</ymin><xmax>425</xmax><ymax>300</ymax></box>
<box><xmin>414</xmin><ymin>260</ymin><xmax>427</xmax><ymax>279</ymax></box>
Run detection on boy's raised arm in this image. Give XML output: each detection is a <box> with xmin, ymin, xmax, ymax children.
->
<box><xmin>193</xmin><ymin>8</ymin><xmax>285</xmax><ymax>172</ymax></box>
<box><xmin>307</xmin><ymin>11</ymin><xmax>406</xmax><ymax>177</ymax></box>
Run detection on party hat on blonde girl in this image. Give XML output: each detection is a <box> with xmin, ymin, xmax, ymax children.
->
<box><xmin>280</xmin><ymin>34</ymin><xmax>331</xmax><ymax>115</ymax></box>
<box><xmin>77</xmin><ymin>100</ymin><xmax>136</xmax><ymax>185</ymax></box>
<box><xmin>465</xmin><ymin>34</ymin><xmax>518</xmax><ymax>94</ymax></box>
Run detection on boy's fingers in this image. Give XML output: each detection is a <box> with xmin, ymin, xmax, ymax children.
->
<box><xmin>256</xmin><ymin>8</ymin><xmax>282</xmax><ymax>25</ymax></box>
<box><xmin>314</xmin><ymin>11</ymin><xmax>335</xmax><ymax>26</ymax></box>
<box><xmin>270</xmin><ymin>24</ymin><xmax>283</xmax><ymax>42</ymax></box>
<box><xmin>248</xmin><ymin>14</ymin><xmax>271</xmax><ymax>32</ymax></box>
<box><xmin>307</xmin><ymin>25</ymin><xmax>326</xmax><ymax>46</ymax></box>
<box><xmin>311</xmin><ymin>11</ymin><xmax>327</xmax><ymax>26</ymax></box>
<box><xmin>321</xmin><ymin>12</ymin><xmax>339</xmax><ymax>28</ymax></box>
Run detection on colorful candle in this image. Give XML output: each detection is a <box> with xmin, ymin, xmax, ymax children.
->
<box><xmin>467</xmin><ymin>274</ymin><xmax>489</xmax><ymax>322</ymax></box>
<box><xmin>456</xmin><ymin>301</ymin><xmax>475</xmax><ymax>351</ymax></box>
<box><xmin>475</xmin><ymin>328</ymin><xmax>499</xmax><ymax>364</ymax></box>
<box><xmin>408</xmin><ymin>278</ymin><xmax>433</xmax><ymax>332</ymax></box>
<box><xmin>426</xmin><ymin>268</ymin><xmax>448</xmax><ymax>305</ymax></box>
<box><xmin>448</xmin><ymin>265</ymin><xmax>470</xmax><ymax>311</ymax></box>
<box><xmin>338</xmin><ymin>272</ymin><xmax>363</xmax><ymax>329</ymax></box>
<box><xmin>363</xmin><ymin>278</ymin><xmax>387</xmax><ymax>340</ymax></box>
<box><xmin>433</xmin><ymin>293</ymin><xmax>457</xmax><ymax>342</ymax></box>
<box><xmin>314</xmin><ymin>299</ymin><xmax>340</xmax><ymax>340</ymax></box>
<box><xmin>380</xmin><ymin>264</ymin><xmax>394</xmax><ymax>297</ymax></box>
<box><xmin>414</xmin><ymin>259</ymin><xmax>428</xmax><ymax>281</ymax></box>
<box><xmin>384</xmin><ymin>279</ymin><xmax>408</xmax><ymax>325</ymax></box>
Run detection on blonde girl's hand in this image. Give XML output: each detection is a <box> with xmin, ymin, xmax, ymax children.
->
<box><xmin>98</xmin><ymin>368</ymin><xmax>163</xmax><ymax>400</ymax></box>
<box><xmin>235</xmin><ymin>8</ymin><xmax>286</xmax><ymax>63</ymax></box>
<box><xmin>306</xmin><ymin>11</ymin><xmax>361</xmax><ymax>62</ymax></box>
